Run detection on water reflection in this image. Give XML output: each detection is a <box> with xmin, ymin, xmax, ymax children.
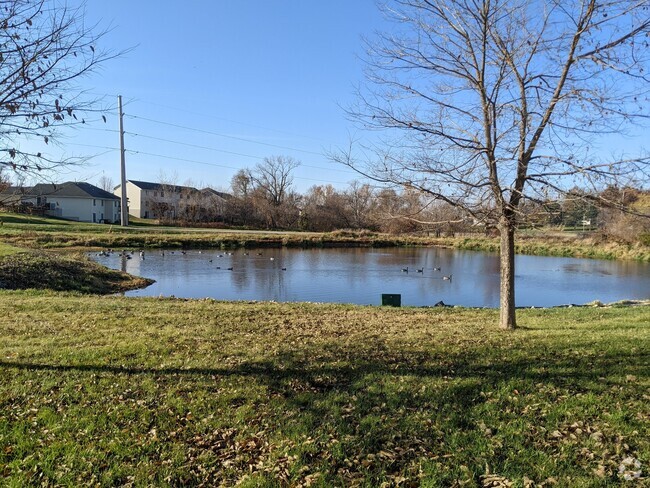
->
<box><xmin>93</xmin><ymin>248</ymin><xmax>650</xmax><ymax>307</ymax></box>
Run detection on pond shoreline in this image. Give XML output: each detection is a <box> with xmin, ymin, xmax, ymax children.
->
<box><xmin>2</xmin><ymin>225</ymin><xmax>648</xmax><ymax>262</ymax></box>
<box><xmin>96</xmin><ymin>246</ymin><xmax>649</xmax><ymax>309</ymax></box>
<box><xmin>14</xmin><ymin>235</ymin><xmax>650</xmax><ymax>264</ymax></box>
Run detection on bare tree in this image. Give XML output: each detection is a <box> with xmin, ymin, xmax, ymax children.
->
<box><xmin>599</xmin><ymin>186</ymin><xmax>650</xmax><ymax>242</ymax></box>
<box><xmin>248</xmin><ymin>156</ymin><xmax>300</xmax><ymax>207</ymax></box>
<box><xmin>0</xmin><ymin>0</ymin><xmax>118</xmax><ymax>178</ymax></box>
<box><xmin>231</xmin><ymin>169</ymin><xmax>253</xmax><ymax>197</ymax></box>
<box><xmin>302</xmin><ymin>184</ymin><xmax>351</xmax><ymax>231</ymax></box>
<box><xmin>0</xmin><ymin>168</ymin><xmax>9</xmax><ymax>193</ymax></box>
<box><xmin>247</xmin><ymin>156</ymin><xmax>301</xmax><ymax>229</ymax></box>
<box><xmin>335</xmin><ymin>0</ymin><xmax>650</xmax><ymax>329</ymax></box>
<box><xmin>97</xmin><ymin>175</ymin><xmax>114</xmax><ymax>192</ymax></box>
<box><xmin>345</xmin><ymin>181</ymin><xmax>375</xmax><ymax>229</ymax></box>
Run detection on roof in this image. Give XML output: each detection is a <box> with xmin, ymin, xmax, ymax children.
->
<box><xmin>126</xmin><ymin>180</ymin><xmax>197</xmax><ymax>192</ymax></box>
<box><xmin>0</xmin><ymin>186</ymin><xmax>33</xmax><ymax>196</ymax></box>
<box><xmin>29</xmin><ymin>182</ymin><xmax>120</xmax><ymax>200</ymax></box>
<box><xmin>201</xmin><ymin>188</ymin><xmax>232</xmax><ymax>200</ymax></box>
<box><xmin>0</xmin><ymin>186</ymin><xmax>32</xmax><ymax>203</ymax></box>
<box><xmin>118</xmin><ymin>180</ymin><xmax>232</xmax><ymax>199</ymax></box>
<box><xmin>126</xmin><ymin>180</ymin><xmax>164</xmax><ymax>191</ymax></box>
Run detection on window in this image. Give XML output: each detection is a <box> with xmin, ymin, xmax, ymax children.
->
<box><xmin>161</xmin><ymin>191</ymin><xmax>164</xmax><ymax>197</ymax></box>
<box><xmin>154</xmin><ymin>191</ymin><xmax>158</xmax><ymax>197</ymax></box>
<box><xmin>93</xmin><ymin>199</ymin><xmax>96</xmax><ymax>206</ymax></box>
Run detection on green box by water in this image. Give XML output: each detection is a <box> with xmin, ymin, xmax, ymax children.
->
<box><xmin>381</xmin><ymin>294</ymin><xmax>401</xmax><ymax>307</ymax></box>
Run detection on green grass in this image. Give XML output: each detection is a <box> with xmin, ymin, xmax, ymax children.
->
<box><xmin>0</xmin><ymin>242</ymin><xmax>24</xmax><ymax>257</ymax></box>
<box><xmin>1</xmin><ymin>293</ymin><xmax>648</xmax><ymax>486</ymax></box>
<box><xmin>0</xmin><ymin>250</ymin><xmax>153</xmax><ymax>293</ymax></box>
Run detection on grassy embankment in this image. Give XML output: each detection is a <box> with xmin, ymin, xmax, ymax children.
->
<box><xmin>0</xmin><ymin>293</ymin><xmax>648</xmax><ymax>486</ymax></box>
<box><xmin>0</xmin><ymin>240</ymin><xmax>152</xmax><ymax>294</ymax></box>
<box><xmin>1</xmin><ymin>211</ymin><xmax>649</xmax><ymax>261</ymax></box>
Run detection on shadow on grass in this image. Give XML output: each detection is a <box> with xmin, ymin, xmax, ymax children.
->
<box><xmin>2</xmin><ymin>348</ymin><xmax>648</xmax><ymax>485</ymax></box>
<box><xmin>0</xmin><ymin>214</ymin><xmax>71</xmax><ymax>225</ymax></box>
<box><xmin>1</xmin><ymin>348</ymin><xmax>647</xmax><ymax>392</ymax></box>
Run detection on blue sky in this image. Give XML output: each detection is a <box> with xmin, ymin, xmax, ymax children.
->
<box><xmin>15</xmin><ymin>1</ymin><xmax>647</xmax><ymax>194</ymax></box>
<box><xmin>40</xmin><ymin>1</ymin><xmax>387</xmax><ymax>192</ymax></box>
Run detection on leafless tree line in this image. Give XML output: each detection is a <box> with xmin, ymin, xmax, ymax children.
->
<box><xmin>192</xmin><ymin>156</ymin><xmax>648</xmax><ymax>242</ymax></box>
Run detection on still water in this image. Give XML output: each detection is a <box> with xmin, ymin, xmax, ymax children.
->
<box><xmin>92</xmin><ymin>247</ymin><xmax>650</xmax><ymax>307</ymax></box>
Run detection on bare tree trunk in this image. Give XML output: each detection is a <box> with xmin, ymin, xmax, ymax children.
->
<box><xmin>499</xmin><ymin>220</ymin><xmax>517</xmax><ymax>330</ymax></box>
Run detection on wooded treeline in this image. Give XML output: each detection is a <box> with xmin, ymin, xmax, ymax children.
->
<box><xmin>221</xmin><ymin>176</ymin><xmax>648</xmax><ymax>244</ymax></box>
<box><xmin>2</xmin><ymin>163</ymin><xmax>647</xmax><ymax>243</ymax></box>
<box><xmin>165</xmin><ymin>158</ymin><xmax>647</xmax><ymax>243</ymax></box>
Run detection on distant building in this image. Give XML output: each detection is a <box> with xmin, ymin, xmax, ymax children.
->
<box><xmin>0</xmin><ymin>186</ymin><xmax>30</xmax><ymax>207</ymax></box>
<box><xmin>1</xmin><ymin>182</ymin><xmax>120</xmax><ymax>222</ymax></box>
<box><xmin>114</xmin><ymin>180</ymin><xmax>230</xmax><ymax>220</ymax></box>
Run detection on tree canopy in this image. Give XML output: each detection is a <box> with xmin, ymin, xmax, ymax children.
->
<box><xmin>1</xmin><ymin>0</ymin><xmax>116</xmax><ymax>176</ymax></box>
<box><xmin>335</xmin><ymin>0</ymin><xmax>650</xmax><ymax>329</ymax></box>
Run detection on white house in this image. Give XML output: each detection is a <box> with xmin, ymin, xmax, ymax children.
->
<box><xmin>25</xmin><ymin>182</ymin><xmax>121</xmax><ymax>223</ymax></box>
<box><xmin>114</xmin><ymin>180</ymin><xmax>230</xmax><ymax>220</ymax></box>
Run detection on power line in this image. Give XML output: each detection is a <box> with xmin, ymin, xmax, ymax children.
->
<box><xmin>125</xmin><ymin>148</ymin><xmax>353</xmax><ymax>185</ymax></box>
<box><xmin>57</xmin><ymin>143</ymin><xmax>386</xmax><ymax>189</ymax></box>
<box><xmin>127</xmin><ymin>133</ymin><xmax>263</xmax><ymax>160</ymax></box>
<box><xmin>125</xmin><ymin>131</ymin><xmax>358</xmax><ymax>175</ymax></box>
<box><xmin>126</xmin><ymin>114</ymin><xmax>324</xmax><ymax>156</ymax></box>
<box><xmin>85</xmin><ymin>93</ymin><xmax>330</xmax><ymax>144</ymax></box>
<box><xmin>68</xmin><ymin>143</ymin><xmax>121</xmax><ymax>151</ymax></box>
<box><xmin>132</xmin><ymin>98</ymin><xmax>331</xmax><ymax>144</ymax></box>
<box><xmin>70</xmin><ymin>95</ymin><xmax>361</xmax><ymax>176</ymax></box>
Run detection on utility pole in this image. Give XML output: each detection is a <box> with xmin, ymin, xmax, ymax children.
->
<box><xmin>118</xmin><ymin>95</ymin><xmax>129</xmax><ymax>226</ymax></box>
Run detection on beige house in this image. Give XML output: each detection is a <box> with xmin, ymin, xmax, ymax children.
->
<box><xmin>20</xmin><ymin>182</ymin><xmax>120</xmax><ymax>222</ymax></box>
<box><xmin>114</xmin><ymin>180</ymin><xmax>230</xmax><ymax>220</ymax></box>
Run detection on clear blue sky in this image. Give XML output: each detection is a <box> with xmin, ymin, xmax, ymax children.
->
<box><xmin>18</xmin><ymin>1</ymin><xmax>646</xmax><ymax>194</ymax></box>
<box><xmin>33</xmin><ymin>0</ymin><xmax>387</xmax><ymax>192</ymax></box>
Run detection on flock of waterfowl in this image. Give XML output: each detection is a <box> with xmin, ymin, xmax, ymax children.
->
<box><xmin>96</xmin><ymin>249</ymin><xmax>453</xmax><ymax>280</ymax></box>
<box><xmin>400</xmin><ymin>266</ymin><xmax>452</xmax><ymax>281</ymax></box>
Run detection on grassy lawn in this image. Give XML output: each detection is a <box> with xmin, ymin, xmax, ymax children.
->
<box><xmin>1</xmin><ymin>293</ymin><xmax>648</xmax><ymax>486</ymax></box>
<box><xmin>0</xmin><ymin>242</ymin><xmax>25</xmax><ymax>258</ymax></box>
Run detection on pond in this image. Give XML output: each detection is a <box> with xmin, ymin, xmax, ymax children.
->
<box><xmin>91</xmin><ymin>247</ymin><xmax>650</xmax><ymax>307</ymax></box>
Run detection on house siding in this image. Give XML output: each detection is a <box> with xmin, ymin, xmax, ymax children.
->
<box><xmin>114</xmin><ymin>181</ymin><xmax>145</xmax><ymax>218</ymax></box>
<box><xmin>46</xmin><ymin>197</ymin><xmax>94</xmax><ymax>222</ymax></box>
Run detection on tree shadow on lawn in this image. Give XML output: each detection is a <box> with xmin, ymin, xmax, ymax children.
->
<box><xmin>1</xmin><ymin>347</ymin><xmax>646</xmax><ymax>402</ymax></box>
<box><xmin>1</xmin><ymin>348</ymin><xmax>648</xmax><ymax>484</ymax></box>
